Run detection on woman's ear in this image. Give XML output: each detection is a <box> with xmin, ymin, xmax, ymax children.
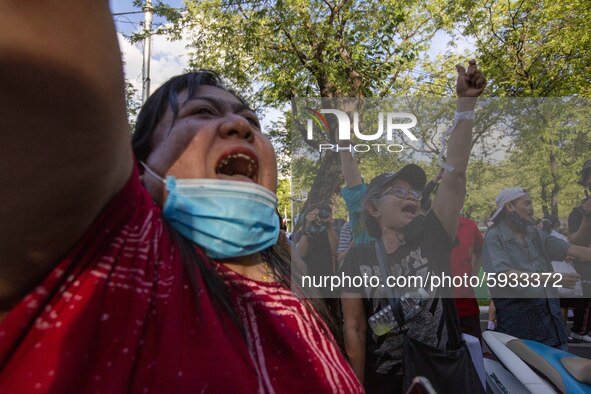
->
<box><xmin>504</xmin><ymin>202</ymin><xmax>514</xmax><ymax>213</ymax></box>
<box><xmin>365</xmin><ymin>201</ymin><xmax>381</xmax><ymax>218</ymax></box>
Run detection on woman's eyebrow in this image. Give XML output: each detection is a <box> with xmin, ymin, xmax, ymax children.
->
<box><xmin>182</xmin><ymin>96</ymin><xmax>253</xmax><ymax>114</ymax></box>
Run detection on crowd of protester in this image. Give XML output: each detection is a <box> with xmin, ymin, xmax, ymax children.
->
<box><xmin>291</xmin><ymin>156</ymin><xmax>591</xmax><ymax>392</ymax></box>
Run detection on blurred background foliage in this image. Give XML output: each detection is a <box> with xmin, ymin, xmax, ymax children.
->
<box><xmin>131</xmin><ymin>0</ymin><xmax>591</xmax><ymax>230</ymax></box>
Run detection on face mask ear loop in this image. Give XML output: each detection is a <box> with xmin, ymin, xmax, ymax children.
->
<box><xmin>139</xmin><ymin>161</ymin><xmax>166</xmax><ymax>184</ymax></box>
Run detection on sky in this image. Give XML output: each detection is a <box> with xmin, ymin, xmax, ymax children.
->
<box><xmin>109</xmin><ymin>0</ymin><xmax>291</xmax><ymax>132</ymax></box>
<box><xmin>108</xmin><ymin>1</ymin><xmax>475</xmax><ymax>135</ymax></box>
<box><xmin>108</xmin><ymin>1</ymin><xmax>472</xmax><ymax>91</ymax></box>
<box><xmin>109</xmin><ymin>1</ymin><xmax>188</xmax><ymax>99</ymax></box>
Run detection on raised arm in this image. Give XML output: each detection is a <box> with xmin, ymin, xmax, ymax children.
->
<box><xmin>433</xmin><ymin>60</ymin><xmax>486</xmax><ymax>238</ymax></box>
<box><xmin>0</xmin><ymin>1</ymin><xmax>133</xmax><ymax>304</ymax></box>
<box><xmin>340</xmin><ymin>151</ymin><xmax>363</xmax><ymax>187</ymax></box>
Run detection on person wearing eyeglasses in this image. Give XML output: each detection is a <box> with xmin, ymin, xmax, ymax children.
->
<box><xmin>340</xmin><ymin>60</ymin><xmax>487</xmax><ymax>393</ymax></box>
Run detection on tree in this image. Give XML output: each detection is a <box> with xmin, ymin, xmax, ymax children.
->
<box><xmin>155</xmin><ymin>0</ymin><xmax>455</xmax><ymax>210</ymax></box>
<box><xmin>457</xmin><ymin>0</ymin><xmax>591</xmax><ymax>217</ymax></box>
<box><xmin>125</xmin><ymin>80</ymin><xmax>142</xmax><ymax>132</ymax></box>
<box><xmin>135</xmin><ymin>0</ymin><xmax>591</xmax><ymax>223</ymax></box>
<box><xmin>275</xmin><ymin>177</ymin><xmax>291</xmax><ymax>229</ymax></box>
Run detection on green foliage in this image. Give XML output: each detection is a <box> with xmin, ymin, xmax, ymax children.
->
<box><xmin>459</xmin><ymin>0</ymin><xmax>591</xmax><ymax>97</ymax></box>
<box><xmin>134</xmin><ymin>0</ymin><xmax>591</xmax><ymax>224</ymax></box>
<box><xmin>125</xmin><ymin>81</ymin><xmax>141</xmax><ymax>132</ymax></box>
<box><xmin>162</xmin><ymin>0</ymin><xmax>453</xmax><ymax>212</ymax></box>
<box><xmin>130</xmin><ymin>0</ymin><xmax>185</xmax><ymax>40</ymax></box>
<box><xmin>176</xmin><ymin>0</ymin><xmax>449</xmax><ymax>102</ymax></box>
<box><xmin>452</xmin><ymin>0</ymin><xmax>591</xmax><ymax>218</ymax></box>
<box><xmin>275</xmin><ymin>177</ymin><xmax>291</xmax><ymax>227</ymax></box>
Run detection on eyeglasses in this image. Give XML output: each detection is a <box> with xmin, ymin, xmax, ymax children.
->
<box><xmin>381</xmin><ymin>186</ymin><xmax>421</xmax><ymax>201</ymax></box>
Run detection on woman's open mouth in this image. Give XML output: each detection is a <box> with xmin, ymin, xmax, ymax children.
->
<box><xmin>215</xmin><ymin>148</ymin><xmax>259</xmax><ymax>182</ymax></box>
<box><xmin>401</xmin><ymin>202</ymin><xmax>419</xmax><ymax>215</ymax></box>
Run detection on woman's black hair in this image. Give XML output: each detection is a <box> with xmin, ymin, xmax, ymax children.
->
<box><xmin>292</xmin><ymin>204</ymin><xmax>330</xmax><ymax>243</ymax></box>
<box><xmin>491</xmin><ymin>209</ymin><xmax>506</xmax><ymax>226</ymax></box>
<box><xmin>131</xmin><ymin>71</ymin><xmax>338</xmax><ymax>344</ymax></box>
<box><xmin>289</xmin><ymin>203</ymin><xmax>343</xmax><ymax>345</ymax></box>
<box><xmin>361</xmin><ymin>185</ymin><xmax>387</xmax><ymax>238</ymax></box>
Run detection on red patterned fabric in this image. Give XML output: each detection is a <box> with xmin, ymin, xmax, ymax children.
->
<box><xmin>451</xmin><ymin>217</ymin><xmax>484</xmax><ymax>318</ymax></box>
<box><xmin>0</xmin><ymin>166</ymin><xmax>362</xmax><ymax>393</ymax></box>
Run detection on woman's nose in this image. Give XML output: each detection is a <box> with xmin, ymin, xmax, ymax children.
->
<box><xmin>218</xmin><ymin>114</ymin><xmax>255</xmax><ymax>143</ymax></box>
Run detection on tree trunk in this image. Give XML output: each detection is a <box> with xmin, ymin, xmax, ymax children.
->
<box><xmin>541</xmin><ymin>181</ymin><xmax>550</xmax><ymax>218</ymax></box>
<box><xmin>549</xmin><ymin>151</ymin><xmax>560</xmax><ymax>218</ymax></box>
<box><xmin>301</xmin><ymin>151</ymin><xmax>341</xmax><ymax>213</ymax></box>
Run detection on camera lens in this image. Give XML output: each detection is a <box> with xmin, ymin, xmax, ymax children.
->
<box><xmin>318</xmin><ymin>207</ymin><xmax>330</xmax><ymax>220</ymax></box>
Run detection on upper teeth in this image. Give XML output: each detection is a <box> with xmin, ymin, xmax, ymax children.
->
<box><xmin>217</xmin><ymin>153</ymin><xmax>257</xmax><ymax>178</ymax></box>
<box><xmin>219</xmin><ymin>153</ymin><xmax>256</xmax><ymax>166</ymax></box>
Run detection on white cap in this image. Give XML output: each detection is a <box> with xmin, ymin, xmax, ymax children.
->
<box><xmin>490</xmin><ymin>187</ymin><xmax>528</xmax><ymax>221</ymax></box>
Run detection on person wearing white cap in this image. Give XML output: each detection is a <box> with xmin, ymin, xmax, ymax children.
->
<box><xmin>482</xmin><ymin>187</ymin><xmax>591</xmax><ymax>349</ymax></box>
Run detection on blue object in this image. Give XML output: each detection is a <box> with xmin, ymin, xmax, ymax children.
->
<box><xmin>522</xmin><ymin>340</ymin><xmax>591</xmax><ymax>394</ymax></box>
<box><xmin>163</xmin><ymin>177</ymin><xmax>280</xmax><ymax>259</ymax></box>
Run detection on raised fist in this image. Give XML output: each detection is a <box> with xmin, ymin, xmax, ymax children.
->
<box><xmin>456</xmin><ymin>59</ymin><xmax>487</xmax><ymax>97</ymax></box>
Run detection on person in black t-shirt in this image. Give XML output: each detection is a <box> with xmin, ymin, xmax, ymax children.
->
<box><xmin>569</xmin><ymin>159</ymin><xmax>591</xmax><ymax>241</ymax></box>
<box><xmin>340</xmin><ymin>203</ymin><xmax>455</xmax><ymax>393</ymax></box>
<box><xmin>568</xmin><ymin>159</ymin><xmax>591</xmax><ymax>340</ymax></box>
<box><xmin>296</xmin><ymin>205</ymin><xmax>338</xmax><ymax>280</ymax></box>
<box><xmin>340</xmin><ymin>60</ymin><xmax>487</xmax><ymax>394</ymax></box>
<box><xmin>295</xmin><ymin>205</ymin><xmax>340</xmax><ymax>321</ymax></box>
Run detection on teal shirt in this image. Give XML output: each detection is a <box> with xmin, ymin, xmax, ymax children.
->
<box><xmin>341</xmin><ymin>183</ymin><xmax>373</xmax><ymax>245</ymax></box>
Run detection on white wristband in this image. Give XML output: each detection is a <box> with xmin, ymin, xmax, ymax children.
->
<box><xmin>438</xmin><ymin>111</ymin><xmax>476</xmax><ymax>172</ymax></box>
<box><xmin>455</xmin><ymin>111</ymin><xmax>475</xmax><ymax>121</ymax></box>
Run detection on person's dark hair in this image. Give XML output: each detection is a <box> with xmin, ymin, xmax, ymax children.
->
<box><xmin>547</xmin><ymin>215</ymin><xmax>559</xmax><ymax>227</ymax></box>
<box><xmin>540</xmin><ymin>218</ymin><xmax>553</xmax><ymax>234</ymax></box>
<box><xmin>131</xmin><ymin>71</ymin><xmax>338</xmax><ymax>344</ymax></box>
<box><xmin>293</xmin><ymin>204</ymin><xmax>326</xmax><ymax>240</ymax></box>
<box><xmin>491</xmin><ymin>209</ymin><xmax>506</xmax><ymax>226</ymax></box>
<box><xmin>362</xmin><ymin>184</ymin><xmax>387</xmax><ymax>238</ymax></box>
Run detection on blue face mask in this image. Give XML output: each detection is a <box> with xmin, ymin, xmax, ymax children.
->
<box><xmin>141</xmin><ymin>163</ymin><xmax>280</xmax><ymax>259</ymax></box>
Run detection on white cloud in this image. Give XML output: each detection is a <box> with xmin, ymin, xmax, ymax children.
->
<box><xmin>117</xmin><ymin>33</ymin><xmax>189</xmax><ymax>100</ymax></box>
<box><xmin>116</xmin><ymin>28</ymin><xmax>286</xmax><ymax>137</ymax></box>
<box><xmin>117</xmin><ymin>31</ymin><xmax>285</xmax><ymax>135</ymax></box>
